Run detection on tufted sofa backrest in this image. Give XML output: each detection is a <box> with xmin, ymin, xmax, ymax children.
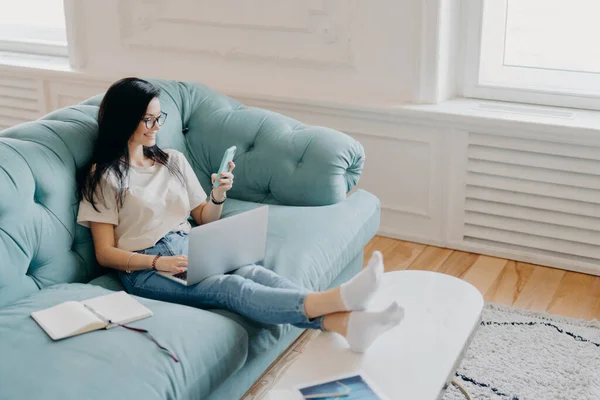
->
<box><xmin>0</xmin><ymin>79</ymin><xmax>364</xmax><ymax>308</ymax></box>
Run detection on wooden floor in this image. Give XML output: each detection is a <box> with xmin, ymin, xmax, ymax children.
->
<box><xmin>364</xmin><ymin>236</ymin><xmax>600</xmax><ymax>321</ymax></box>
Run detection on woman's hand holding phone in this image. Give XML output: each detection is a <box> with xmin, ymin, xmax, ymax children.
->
<box><xmin>211</xmin><ymin>146</ymin><xmax>237</xmax><ymax>201</ymax></box>
<box><xmin>211</xmin><ymin>161</ymin><xmax>235</xmax><ymax>200</ymax></box>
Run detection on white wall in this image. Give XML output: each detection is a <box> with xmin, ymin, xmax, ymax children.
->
<box><xmin>73</xmin><ymin>0</ymin><xmax>421</xmax><ymax>105</ymax></box>
<box><xmin>1</xmin><ymin>0</ymin><xmax>599</xmax><ymax>276</ymax></box>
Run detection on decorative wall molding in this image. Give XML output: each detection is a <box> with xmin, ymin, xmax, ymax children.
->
<box><xmin>46</xmin><ymin>80</ymin><xmax>110</xmax><ymax>111</ymax></box>
<box><xmin>162</xmin><ymin>0</ymin><xmax>328</xmax><ymax>33</ymax></box>
<box><xmin>348</xmin><ymin>130</ymin><xmax>434</xmax><ymax>218</ymax></box>
<box><xmin>117</xmin><ymin>0</ymin><xmax>356</xmax><ymax>68</ymax></box>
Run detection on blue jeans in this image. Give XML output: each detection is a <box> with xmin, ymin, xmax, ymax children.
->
<box><xmin>119</xmin><ymin>231</ymin><xmax>324</xmax><ymax>330</ymax></box>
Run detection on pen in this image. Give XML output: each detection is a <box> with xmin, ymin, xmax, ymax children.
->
<box><xmin>83</xmin><ymin>304</ymin><xmax>112</xmax><ymax>326</ymax></box>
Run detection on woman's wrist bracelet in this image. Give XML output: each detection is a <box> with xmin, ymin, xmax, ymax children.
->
<box><xmin>126</xmin><ymin>252</ymin><xmax>137</xmax><ymax>274</ymax></box>
<box><xmin>210</xmin><ymin>190</ymin><xmax>226</xmax><ymax>205</ymax></box>
<box><xmin>152</xmin><ymin>254</ymin><xmax>162</xmax><ymax>270</ymax></box>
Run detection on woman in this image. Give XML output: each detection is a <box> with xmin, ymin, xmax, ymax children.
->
<box><xmin>76</xmin><ymin>77</ymin><xmax>403</xmax><ymax>353</ymax></box>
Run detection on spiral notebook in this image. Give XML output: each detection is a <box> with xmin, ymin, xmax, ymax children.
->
<box><xmin>31</xmin><ymin>291</ymin><xmax>153</xmax><ymax>341</ymax></box>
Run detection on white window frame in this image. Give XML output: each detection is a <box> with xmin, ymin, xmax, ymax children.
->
<box><xmin>0</xmin><ymin>39</ymin><xmax>67</xmax><ymax>58</ymax></box>
<box><xmin>0</xmin><ymin>0</ymin><xmax>68</xmax><ymax>58</ymax></box>
<box><xmin>462</xmin><ymin>0</ymin><xmax>600</xmax><ymax>111</ymax></box>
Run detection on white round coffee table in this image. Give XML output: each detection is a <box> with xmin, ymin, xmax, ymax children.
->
<box><xmin>266</xmin><ymin>270</ymin><xmax>484</xmax><ymax>400</ymax></box>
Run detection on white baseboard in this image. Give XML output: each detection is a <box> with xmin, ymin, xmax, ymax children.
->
<box><xmin>376</xmin><ymin>228</ymin><xmax>447</xmax><ymax>249</ymax></box>
<box><xmin>448</xmin><ymin>240</ymin><xmax>599</xmax><ymax>276</ymax></box>
<box><xmin>377</xmin><ymin>228</ymin><xmax>599</xmax><ymax>276</ymax></box>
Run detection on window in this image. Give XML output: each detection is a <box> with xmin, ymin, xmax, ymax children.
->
<box><xmin>0</xmin><ymin>0</ymin><xmax>67</xmax><ymax>57</ymax></box>
<box><xmin>463</xmin><ymin>0</ymin><xmax>600</xmax><ymax>110</ymax></box>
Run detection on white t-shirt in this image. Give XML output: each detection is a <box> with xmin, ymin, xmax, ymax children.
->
<box><xmin>77</xmin><ymin>149</ymin><xmax>207</xmax><ymax>251</ymax></box>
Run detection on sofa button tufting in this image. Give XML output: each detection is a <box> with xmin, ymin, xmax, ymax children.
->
<box><xmin>182</xmin><ymin>127</ymin><xmax>189</xmax><ymax>134</ymax></box>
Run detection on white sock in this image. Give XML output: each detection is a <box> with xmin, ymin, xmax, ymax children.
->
<box><xmin>340</xmin><ymin>251</ymin><xmax>384</xmax><ymax>311</ymax></box>
<box><xmin>345</xmin><ymin>302</ymin><xmax>404</xmax><ymax>353</ymax></box>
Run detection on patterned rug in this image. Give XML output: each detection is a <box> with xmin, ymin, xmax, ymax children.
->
<box><xmin>244</xmin><ymin>304</ymin><xmax>600</xmax><ymax>399</ymax></box>
<box><xmin>444</xmin><ymin>304</ymin><xmax>600</xmax><ymax>400</ymax></box>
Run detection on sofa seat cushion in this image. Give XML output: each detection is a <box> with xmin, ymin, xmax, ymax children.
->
<box><xmin>0</xmin><ymin>283</ymin><xmax>248</xmax><ymax>400</ymax></box>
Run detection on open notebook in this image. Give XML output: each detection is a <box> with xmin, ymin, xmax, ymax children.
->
<box><xmin>31</xmin><ymin>291</ymin><xmax>153</xmax><ymax>340</ymax></box>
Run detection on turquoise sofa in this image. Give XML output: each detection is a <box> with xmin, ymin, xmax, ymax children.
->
<box><xmin>0</xmin><ymin>79</ymin><xmax>380</xmax><ymax>400</ymax></box>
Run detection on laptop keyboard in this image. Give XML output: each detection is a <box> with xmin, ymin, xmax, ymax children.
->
<box><xmin>173</xmin><ymin>271</ymin><xmax>188</xmax><ymax>281</ymax></box>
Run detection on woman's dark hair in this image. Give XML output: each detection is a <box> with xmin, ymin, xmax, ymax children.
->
<box><xmin>77</xmin><ymin>77</ymin><xmax>184</xmax><ymax>211</ymax></box>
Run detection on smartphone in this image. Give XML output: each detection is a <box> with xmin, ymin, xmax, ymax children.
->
<box><xmin>213</xmin><ymin>146</ymin><xmax>237</xmax><ymax>188</ymax></box>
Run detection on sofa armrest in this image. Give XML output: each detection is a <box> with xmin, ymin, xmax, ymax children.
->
<box><xmin>176</xmin><ymin>82</ymin><xmax>365</xmax><ymax>206</ymax></box>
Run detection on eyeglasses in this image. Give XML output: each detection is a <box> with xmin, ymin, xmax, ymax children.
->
<box><xmin>141</xmin><ymin>111</ymin><xmax>167</xmax><ymax>129</ymax></box>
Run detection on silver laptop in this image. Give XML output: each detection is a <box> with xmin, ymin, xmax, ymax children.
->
<box><xmin>156</xmin><ymin>206</ymin><xmax>268</xmax><ymax>286</ymax></box>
